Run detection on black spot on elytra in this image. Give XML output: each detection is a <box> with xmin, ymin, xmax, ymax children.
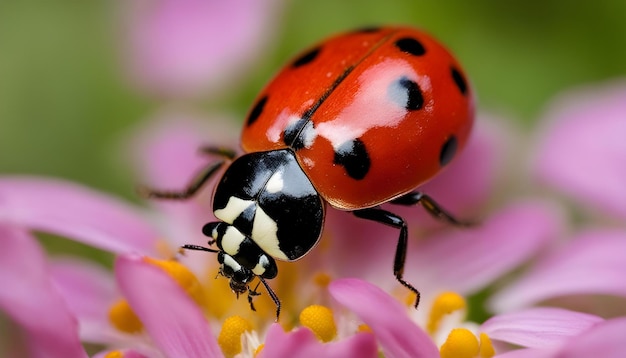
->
<box><xmin>333</xmin><ymin>138</ymin><xmax>371</xmax><ymax>180</ymax></box>
<box><xmin>439</xmin><ymin>136</ymin><xmax>458</xmax><ymax>167</ymax></box>
<box><xmin>389</xmin><ymin>77</ymin><xmax>424</xmax><ymax>110</ymax></box>
<box><xmin>395</xmin><ymin>37</ymin><xmax>426</xmax><ymax>56</ymax></box>
<box><xmin>292</xmin><ymin>47</ymin><xmax>321</xmax><ymax>68</ymax></box>
<box><xmin>451</xmin><ymin>67</ymin><xmax>468</xmax><ymax>96</ymax></box>
<box><xmin>246</xmin><ymin>95</ymin><xmax>267</xmax><ymax>126</ymax></box>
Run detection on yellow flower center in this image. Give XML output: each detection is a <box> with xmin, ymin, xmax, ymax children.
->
<box><xmin>299</xmin><ymin>305</ymin><xmax>337</xmax><ymax>342</ymax></box>
<box><xmin>218</xmin><ymin>315</ymin><xmax>253</xmax><ymax>357</ymax></box>
<box><xmin>357</xmin><ymin>323</ymin><xmax>373</xmax><ymax>333</ymax></box>
<box><xmin>312</xmin><ymin>272</ymin><xmax>332</xmax><ymax>288</ymax></box>
<box><xmin>103</xmin><ymin>350</ymin><xmax>123</xmax><ymax>358</ymax></box>
<box><xmin>404</xmin><ymin>291</ymin><xmax>419</xmax><ymax>307</ymax></box>
<box><xmin>427</xmin><ymin>291</ymin><xmax>466</xmax><ymax>334</ymax></box>
<box><xmin>108</xmin><ymin>299</ymin><xmax>143</xmax><ymax>333</ymax></box>
<box><xmin>440</xmin><ymin>328</ymin><xmax>478</xmax><ymax>358</ymax></box>
<box><xmin>479</xmin><ymin>333</ymin><xmax>496</xmax><ymax>357</ymax></box>
<box><xmin>108</xmin><ymin>258</ymin><xmax>206</xmax><ymax>334</ymax></box>
<box><xmin>144</xmin><ymin>257</ymin><xmax>205</xmax><ymax>306</ymax></box>
<box><xmin>253</xmin><ymin>343</ymin><xmax>265</xmax><ymax>357</ymax></box>
<box><xmin>440</xmin><ymin>328</ymin><xmax>495</xmax><ymax>358</ymax></box>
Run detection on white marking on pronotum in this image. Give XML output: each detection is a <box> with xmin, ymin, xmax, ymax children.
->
<box><xmin>221</xmin><ymin>226</ymin><xmax>246</xmax><ymax>256</ymax></box>
<box><xmin>214</xmin><ymin>196</ymin><xmax>254</xmax><ymax>224</ymax></box>
<box><xmin>266</xmin><ymin>170</ymin><xmax>284</xmax><ymax>193</ymax></box>
<box><xmin>251</xmin><ymin>206</ymin><xmax>287</xmax><ymax>260</ymax></box>
<box><xmin>252</xmin><ymin>255</ymin><xmax>270</xmax><ymax>276</ymax></box>
<box><xmin>222</xmin><ymin>254</ymin><xmax>243</xmax><ymax>272</ymax></box>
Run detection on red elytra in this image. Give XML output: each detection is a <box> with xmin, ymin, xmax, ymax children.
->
<box><xmin>241</xmin><ymin>26</ymin><xmax>474</xmax><ymax>210</ymax></box>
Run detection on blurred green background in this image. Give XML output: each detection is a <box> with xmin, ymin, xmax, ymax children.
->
<box><xmin>1</xmin><ymin>0</ymin><xmax>625</xmax><ymax>200</ymax></box>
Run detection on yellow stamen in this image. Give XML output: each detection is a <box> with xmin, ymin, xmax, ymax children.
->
<box><xmin>202</xmin><ymin>274</ymin><xmax>238</xmax><ymax>319</ymax></box>
<box><xmin>104</xmin><ymin>351</ymin><xmax>123</xmax><ymax>358</ymax></box>
<box><xmin>427</xmin><ymin>291</ymin><xmax>466</xmax><ymax>334</ymax></box>
<box><xmin>218</xmin><ymin>315</ymin><xmax>253</xmax><ymax>357</ymax></box>
<box><xmin>312</xmin><ymin>272</ymin><xmax>332</xmax><ymax>288</ymax></box>
<box><xmin>299</xmin><ymin>305</ymin><xmax>337</xmax><ymax>342</ymax></box>
<box><xmin>253</xmin><ymin>343</ymin><xmax>265</xmax><ymax>357</ymax></box>
<box><xmin>404</xmin><ymin>291</ymin><xmax>418</xmax><ymax>307</ymax></box>
<box><xmin>144</xmin><ymin>258</ymin><xmax>205</xmax><ymax>307</ymax></box>
<box><xmin>440</xmin><ymin>328</ymin><xmax>479</xmax><ymax>358</ymax></box>
<box><xmin>439</xmin><ymin>329</ymin><xmax>496</xmax><ymax>358</ymax></box>
<box><xmin>357</xmin><ymin>324</ymin><xmax>373</xmax><ymax>333</ymax></box>
<box><xmin>479</xmin><ymin>332</ymin><xmax>496</xmax><ymax>358</ymax></box>
<box><xmin>108</xmin><ymin>299</ymin><xmax>142</xmax><ymax>333</ymax></box>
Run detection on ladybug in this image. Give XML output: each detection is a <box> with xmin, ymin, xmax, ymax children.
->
<box><xmin>145</xmin><ymin>26</ymin><xmax>474</xmax><ymax>320</ymax></box>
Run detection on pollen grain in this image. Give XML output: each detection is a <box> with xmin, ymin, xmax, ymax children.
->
<box><xmin>218</xmin><ymin>315</ymin><xmax>253</xmax><ymax>357</ymax></box>
<box><xmin>299</xmin><ymin>304</ymin><xmax>337</xmax><ymax>342</ymax></box>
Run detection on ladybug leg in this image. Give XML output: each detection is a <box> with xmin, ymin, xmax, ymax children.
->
<box><xmin>247</xmin><ymin>281</ymin><xmax>262</xmax><ymax>312</ymax></box>
<box><xmin>258</xmin><ymin>276</ymin><xmax>281</xmax><ymax>321</ymax></box>
<box><xmin>353</xmin><ymin>208</ymin><xmax>420</xmax><ymax>309</ymax></box>
<box><xmin>199</xmin><ymin>146</ymin><xmax>237</xmax><ymax>160</ymax></box>
<box><xmin>138</xmin><ymin>147</ymin><xmax>235</xmax><ymax>200</ymax></box>
<box><xmin>391</xmin><ymin>191</ymin><xmax>473</xmax><ymax>226</ymax></box>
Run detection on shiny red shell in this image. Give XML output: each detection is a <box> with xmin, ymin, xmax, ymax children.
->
<box><xmin>241</xmin><ymin>26</ymin><xmax>474</xmax><ymax>210</ymax></box>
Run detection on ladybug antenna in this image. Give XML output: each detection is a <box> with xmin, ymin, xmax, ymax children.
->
<box><xmin>180</xmin><ymin>244</ymin><xmax>220</xmax><ymax>254</ymax></box>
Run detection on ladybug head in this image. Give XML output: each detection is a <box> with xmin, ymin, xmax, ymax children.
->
<box><xmin>198</xmin><ymin>222</ymin><xmax>281</xmax><ymax>318</ymax></box>
<box><xmin>202</xmin><ymin>221</ymin><xmax>278</xmax><ymax>291</ymax></box>
<box><xmin>217</xmin><ymin>251</ymin><xmax>254</xmax><ymax>296</ymax></box>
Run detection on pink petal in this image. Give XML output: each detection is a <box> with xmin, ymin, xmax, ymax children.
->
<box><xmin>329</xmin><ymin>278</ymin><xmax>439</xmax><ymax>358</ymax></box>
<box><xmin>0</xmin><ymin>177</ymin><xmax>159</xmax><ymax>255</ymax></box>
<box><xmin>495</xmin><ymin>348</ymin><xmax>558</xmax><ymax>358</ymax></box>
<box><xmin>93</xmin><ymin>350</ymin><xmax>149</xmax><ymax>358</ymax></box>
<box><xmin>489</xmin><ymin>230</ymin><xmax>626</xmax><ymax>312</ymax></box>
<box><xmin>0</xmin><ymin>225</ymin><xmax>87</xmax><ymax>358</ymax></box>
<box><xmin>260</xmin><ymin>323</ymin><xmax>378</xmax><ymax>358</ymax></box>
<box><xmin>481</xmin><ymin>307</ymin><xmax>603</xmax><ymax>349</ymax></box>
<box><xmin>496</xmin><ymin>317</ymin><xmax>626</xmax><ymax>358</ymax></box>
<box><xmin>49</xmin><ymin>258</ymin><xmax>120</xmax><ymax>343</ymax></box>
<box><xmin>405</xmin><ymin>200</ymin><xmax>564</xmax><ymax>295</ymax></box>
<box><xmin>555</xmin><ymin>316</ymin><xmax>626</xmax><ymax>358</ymax></box>
<box><xmin>533</xmin><ymin>80</ymin><xmax>626</xmax><ymax>220</ymax></box>
<box><xmin>115</xmin><ymin>255</ymin><xmax>222</xmax><ymax>358</ymax></box>
<box><xmin>123</xmin><ymin>0</ymin><xmax>280</xmax><ymax>97</ymax></box>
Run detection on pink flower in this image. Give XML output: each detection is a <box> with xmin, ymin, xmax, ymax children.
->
<box><xmin>3</xmin><ymin>77</ymin><xmax>625</xmax><ymax>356</ymax></box>
<box><xmin>0</xmin><ymin>111</ymin><xmax>564</xmax><ymax>357</ymax></box>
<box><xmin>120</xmin><ymin>0</ymin><xmax>281</xmax><ymax>97</ymax></box>
<box><xmin>0</xmin><ymin>226</ymin><xmax>87</xmax><ymax>358</ymax></box>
